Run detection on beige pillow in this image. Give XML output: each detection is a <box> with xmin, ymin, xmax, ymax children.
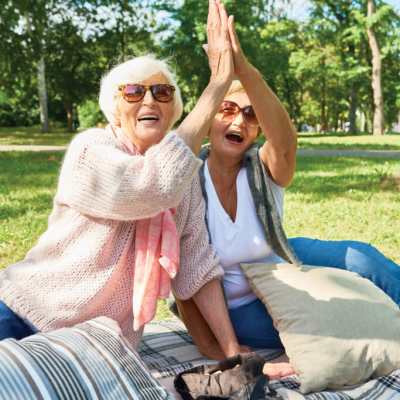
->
<box><xmin>241</xmin><ymin>262</ymin><xmax>400</xmax><ymax>393</ymax></box>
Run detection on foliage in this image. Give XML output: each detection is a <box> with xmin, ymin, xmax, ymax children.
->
<box><xmin>78</xmin><ymin>99</ymin><xmax>106</xmax><ymax>129</ymax></box>
<box><xmin>0</xmin><ymin>0</ymin><xmax>399</xmax><ymax>133</ymax></box>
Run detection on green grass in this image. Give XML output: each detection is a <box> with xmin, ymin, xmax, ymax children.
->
<box><xmin>1</xmin><ymin>126</ymin><xmax>400</xmax><ymax>150</ymax></box>
<box><xmin>284</xmin><ymin>157</ymin><xmax>400</xmax><ymax>264</ymax></box>
<box><xmin>297</xmin><ymin>131</ymin><xmax>400</xmax><ymax>151</ymax></box>
<box><xmin>0</xmin><ymin>126</ymin><xmax>77</xmax><ymax>146</ymax></box>
<box><xmin>0</xmin><ymin>151</ymin><xmax>399</xmax><ymax>319</ymax></box>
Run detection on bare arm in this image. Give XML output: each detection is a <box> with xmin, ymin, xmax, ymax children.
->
<box><xmin>228</xmin><ymin>17</ymin><xmax>297</xmax><ymax>187</ymax></box>
<box><xmin>176</xmin><ymin>0</ymin><xmax>234</xmax><ymax>155</ymax></box>
<box><xmin>176</xmin><ymin>1</ymin><xmax>242</xmax><ymax>358</ymax></box>
<box><xmin>192</xmin><ymin>279</ymin><xmax>241</xmax><ymax>357</ymax></box>
<box><xmin>177</xmin><ymin>81</ymin><xmax>231</xmax><ymax>155</ymax></box>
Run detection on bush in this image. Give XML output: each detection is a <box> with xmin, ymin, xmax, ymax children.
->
<box><xmin>78</xmin><ymin>99</ymin><xmax>105</xmax><ymax>129</ymax></box>
<box><xmin>0</xmin><ymin>90</ymin><xmax>39</xmax><ymax>126</ymax></box>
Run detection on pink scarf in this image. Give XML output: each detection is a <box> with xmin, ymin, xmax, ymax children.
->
<box><xmin>108</xmin><ymin>125</ymin><xmax>180</xmax><ymax>332</ymax></box>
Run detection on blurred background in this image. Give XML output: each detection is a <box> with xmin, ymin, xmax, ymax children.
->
<box><xmin>1</xmin><ymin>0</ymin><xmax>399</xmax><ymax>135</ymax></box>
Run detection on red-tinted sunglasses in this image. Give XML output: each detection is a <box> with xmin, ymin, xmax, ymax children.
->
<box><xmin>118</xmin><ymin>83</ymin><xmax>175</xmax><ymax>103</ymax></box>
<box><xmin>217</xmin><ymin>100</ymin><xmax>259</xmax><ymax>126</ymax></box>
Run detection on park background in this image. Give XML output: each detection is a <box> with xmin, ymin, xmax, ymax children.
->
<box><xmin>1</xmin><ymin>1</ymin><xmax>399</xmax><ymax>311</ymax></box>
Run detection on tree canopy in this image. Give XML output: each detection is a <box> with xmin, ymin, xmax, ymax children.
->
<box><xmin>0</xmin><ymin>0</ymin><xmax>399</xmax><ymax>133</ymax></box>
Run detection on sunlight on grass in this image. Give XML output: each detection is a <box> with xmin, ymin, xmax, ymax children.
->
<box><xmin>1</xmin><ymin>127</ymin><xmax>400</xmax><ymax>150</ymax></box>
<box><xmin>297</xmin><ymin>132</ymin><xmax>400</xmax><ymax>151</ymax></box>
<box><xmin>284</xmin><ymin>157</ymin><xmax>400</xmax><ymax>263</ymax></box>
<box><xmin>0</xmin><ymin>126</ymin><xmax>78</xmax><ymax>146</ymax></box>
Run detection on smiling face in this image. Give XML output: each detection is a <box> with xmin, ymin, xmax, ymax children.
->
<box><xmin>209</xmin><ymin>91</ymin><xmax>259</xmax><ymax>161</ymax></box>
<box><xmin>116</xmin><ymin>72</ymin><xmax>175</xmax><ymax>153</ymax></box>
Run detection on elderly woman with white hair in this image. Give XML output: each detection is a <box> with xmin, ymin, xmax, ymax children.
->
<box><xmin>0</xmin><ymin>0</ymin><xmax>243</xmax><ymax>357</ymax></box>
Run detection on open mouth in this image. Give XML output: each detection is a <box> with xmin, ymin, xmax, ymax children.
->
<box><xmin>137</xmin><ymin>114</ymin><xmax>160</xmax><ymax>122</ymax></box>
<box><xmin>225</xmin><ymin>132</ymin><xmax>244</xmax><ymax>143</ymax></box>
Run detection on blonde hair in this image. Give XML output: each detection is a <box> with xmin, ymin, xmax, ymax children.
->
<box><xmin>226</xmin><ymin>80</ymin><xmax>246</xmax><ymax>97</ymax></box>
<box><xmin>99</xmin><ymin>54</ymin><xmax>183</xmax><ymax>129</ymax></box>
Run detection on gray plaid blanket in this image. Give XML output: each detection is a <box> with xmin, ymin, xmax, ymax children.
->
<box><xmin>139</xmin><ymin>319</ymin><xmax>400</xmax><ymax>400</ymax></box>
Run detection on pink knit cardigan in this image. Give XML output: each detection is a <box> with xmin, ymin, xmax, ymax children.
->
<box><xmin>0</xmin><ymin>128</ymin><xmax>223</xmax><ymax>348</ymax></box>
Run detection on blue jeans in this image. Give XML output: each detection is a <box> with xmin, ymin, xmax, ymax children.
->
<box><xmin>0</xmin><ymin>301</ymin><xmax>36</xmax><ymax>340</ymax></box>
<box><xmin>229</xmin><ymin>238</ymin><xmax>400</xmax><ymax>349</ymax></box>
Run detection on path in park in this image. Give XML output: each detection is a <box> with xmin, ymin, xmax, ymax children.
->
<box><xmin>0</xmin><ymin>145</ymin><xmax>399</xmax><ymax>159</ymax></box>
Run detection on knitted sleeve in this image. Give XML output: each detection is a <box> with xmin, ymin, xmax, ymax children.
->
<box><xmin>173</xmin><ymin>175</ymin><xmax>224</xmax><ymax>300</ymax></box>
<box><xmin>56</xmin><ymin>129</ymin><xmax>202</xmax><ymax>221</ymax></box>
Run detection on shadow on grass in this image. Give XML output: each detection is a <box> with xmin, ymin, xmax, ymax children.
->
<box><xmin>289</xmin><ymin>157</ymin><xmax>399</xmax><ymax>200</ymax></box>
<box><xmin>0</xmin><ymin>153</ymin><xmax>398</xmax><ymax>217</ymax></box>
<box><xmin>0</xmin><ymin>152</ymin><xmax>63</xmax><ymax>192</ymax></box>
<box><xmin>0</xmin><ymin>126</ymin><xmax>77</xmax><ymax>146</ymax></box>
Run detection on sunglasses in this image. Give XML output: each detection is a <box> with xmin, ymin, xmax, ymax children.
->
<box><xmin>217</xmin><ymin>100</ymin><xmax>259</xmax><ymax>126</ymax></box>
<box><xmin>118</xmin><ymin>83</ymin><xmax>175</xmax><ymax>103</ymax></box>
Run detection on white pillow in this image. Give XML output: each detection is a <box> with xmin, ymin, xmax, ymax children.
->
<box><xmin>241</xmin><ymin>262</ymin><xmax>400</xmax><ymax>393</ymax></box>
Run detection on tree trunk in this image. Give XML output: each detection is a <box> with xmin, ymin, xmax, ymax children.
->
<box><xmin>348</xmin><ymin>85</ymin><xmax>357</xmax><ymax>133</ymax></box>
<box><xmin>367</xmin><ymin>0</ymin><xmax>384</xmax><ymax>136</ymax></box>
<box><xmin>37</xmin><ymin>56</ymin><xmax>49</xmax><ymax>133</ymax></box>
<box><xmin>65</xmin><ymin>102</ymin><xmax>73</xmax><ymax>132</ymax></box>
<box><xmin>360</xmin><ymin>111</ymin><xmax>366</xmax><ymax>132</ymax></box>
<box><xmin>320</xmin><ymin>62</ymin><xmax>328</xmax><ymax>132</ymax></box>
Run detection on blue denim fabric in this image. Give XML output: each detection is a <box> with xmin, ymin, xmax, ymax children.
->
<box><xmin>288</xmin><ymin>237</ymin><xmax>400</xmax><ymax>305</ymax></box>
<box><xmin>229</xmin><ymin>238</ymin><xmax>400</xmax><ymax>349</ymax></box>
<box><xmin>0</xmin><ymin>301</ymin><xmax>36</xmax><ymax>340</ymax></box>
<box><xmin>229</xmin><ymin>298</ymin><xmax>283</xmax><ymax>349</ymax></box>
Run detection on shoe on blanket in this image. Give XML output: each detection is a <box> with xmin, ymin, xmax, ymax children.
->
<box><xmin>174</xmin><ymin>353</ymin><xmax>283</xmax><ymax>400</ymax></box>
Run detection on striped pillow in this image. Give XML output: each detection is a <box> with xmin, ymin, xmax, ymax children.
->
<box><xmin>0</xmin><ymin>317</ymin><xmax>173</xmax><ymax>400</ymax></box>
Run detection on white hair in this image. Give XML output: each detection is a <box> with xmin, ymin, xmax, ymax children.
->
<box><xmin>99</xmin><ymin>54</ymin><xmax>183</xmax><ymax>128</ymax></box>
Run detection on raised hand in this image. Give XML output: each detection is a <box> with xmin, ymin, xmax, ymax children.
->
<box><xmin>227</xmin><ymin>15</ymin><xmax>252</xmax><ymax>78</ymax></box>
<box><xmin>206</xmin><ymin>0</ymin><xmax>234</xmax><ymax>84</ymax></box>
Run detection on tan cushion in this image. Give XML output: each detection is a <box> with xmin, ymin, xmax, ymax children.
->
<box><xmin>241</xmin><ymin>262</ymin><xmax>400</xmax><ymax>393</ymax></box>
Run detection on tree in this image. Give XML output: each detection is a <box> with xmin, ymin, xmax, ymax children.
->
<box><xmin>157</xmin><ymin>0</ymin><xmax>286</xmax><ymax>115</ymax></box>
<box><xmin>258</xmin><ymin>19</ymin><xmax>303</xmax><ymax>129</ymax></box>
<box><xmin>45</xmin><ymin>20</ymin><xmax>100</xmax><ymax>131</ymax></box>
<box><xmin>367</xmin><ymin>0</ymin><xmax>384</xmax><ymax>135</ymax></box>
<box><xmin>308</xmin><ymin>0</ymin><xmax>371</xmax><ymax>133</ymax></box>
<box><xmin>21</xmin><ymin>1</ymin><xmax>50</xmax><ymax>132</ymax></box>
<box><xmin>0</xmin><ymin>0</ymin><xmax>66</xmax><ymax>132</ymax></box>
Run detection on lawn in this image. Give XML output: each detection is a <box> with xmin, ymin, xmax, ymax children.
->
<box><xmin>0</xmin><ymin>126</ymin><xmax>77</xmax><ymax>146</ymax></box>
<box><xmin>297</xmin><ymin>131</ymin><xmax>400</xmax><ymax>151</ymax></box>
<box><xmin>1</xmin><ymin>126</ymin><xmax>400</xmax><ymax>150</ymax></box>
<box><xmin>1</xmin><ymin>151</ymin><xmax>399</xmax><ymax>319</ymax></box>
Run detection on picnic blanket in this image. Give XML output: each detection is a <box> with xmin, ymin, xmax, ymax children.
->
<box><xmin>139</xmin><ymin>318</ymin><xmax>400</xmax><ymax>400</ymax></box>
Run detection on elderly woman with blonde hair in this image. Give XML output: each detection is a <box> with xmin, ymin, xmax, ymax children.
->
<box><xmin>176</xmin><ymin>2</ymin><xmax>400</xmax><ymax>378</ymax></box>
<box><xmin>0</xmin><ymin>0</ymin><xmax>244</xmax><ymax>358</ymax></box>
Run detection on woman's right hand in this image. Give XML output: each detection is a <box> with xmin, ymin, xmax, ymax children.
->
<box><xmin>206</xmin><ymin>0</ymin><xmax>234</xmax><ymax>85</ymax></box>
<box><xmin>176</xmin><ymin>0</ymin><xmax>234</xmax><ymax>154</ymax></box>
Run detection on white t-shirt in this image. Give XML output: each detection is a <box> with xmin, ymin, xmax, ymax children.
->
<box><xmin>204</xmin><ymin>160</ymin><xmax>285</xmax><ymax>309</ymax></box>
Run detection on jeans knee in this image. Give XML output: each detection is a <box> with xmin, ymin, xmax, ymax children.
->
<box><xmin>345</xmin><ymin>245</ymin><xmax>379</xmax><ymax>276</ymax></box>
<box><xmin>347</xmin><ymin>241</ymin><xmax>374</xmax><ymax>254</ymax></box>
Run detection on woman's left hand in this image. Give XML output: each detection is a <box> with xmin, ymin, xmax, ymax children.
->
<box><xmin>227</xmin><ymin>15</ymin><xmax>252</xmax><ymax>78</ymax></box>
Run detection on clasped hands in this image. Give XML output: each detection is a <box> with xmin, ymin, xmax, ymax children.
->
<box><xmin>205</xmin><ymin>0</ymin><xmax>251</xmax><ymax>85</ymax></box>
